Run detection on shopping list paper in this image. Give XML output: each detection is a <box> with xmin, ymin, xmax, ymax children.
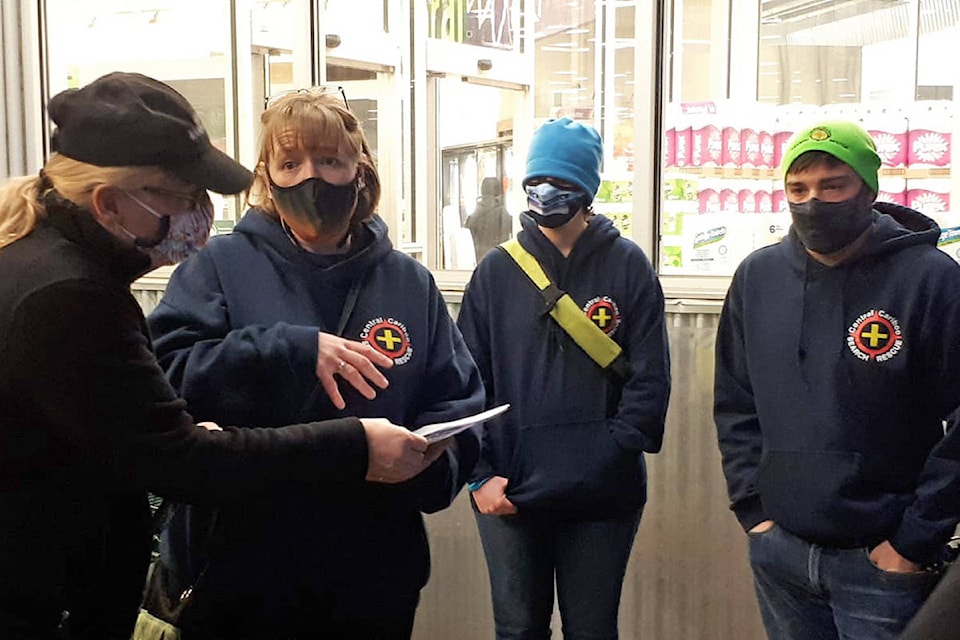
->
<box><xmin>413</xmin><ymin>404</ymin><xmax>510</xmax><ymax>443</ymax></box>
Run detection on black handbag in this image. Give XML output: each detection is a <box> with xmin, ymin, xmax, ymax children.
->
<box><xmin>132</xmin><ymin>505</ymin><xmax>218</xmax><ymax>640</ymax></box>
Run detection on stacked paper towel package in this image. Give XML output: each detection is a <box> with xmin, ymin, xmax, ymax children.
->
<box><xmin>660</xmin><ymin>100</ymin><xmax>956</xmax><ymax>275</ymax></box>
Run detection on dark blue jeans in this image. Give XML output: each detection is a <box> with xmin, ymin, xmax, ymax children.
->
<box><xmin>748</xmin><ymin>524</ymin><xmax>940</xmax><ymax>640</ymax></box>
<box><xmin>474</xmin><ymin>509</ymin><xmax>642</xmax><ymax>640</ymax></box>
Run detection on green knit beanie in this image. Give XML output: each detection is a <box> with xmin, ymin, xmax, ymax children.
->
<box><xmin>780</xmin><ymin>120</ymin><xmax>881</xmax><ymax>194</ymax></box>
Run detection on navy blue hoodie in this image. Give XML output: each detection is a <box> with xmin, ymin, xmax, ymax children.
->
<box><xmin>146</xmin><ymin>210</ymin><xmax>484</xmax><ymax>626</ymax></box>
<box><xmin>715</xmin><ymin>202</ymin><xmax>960</xmax><ymax>564</ymax></box>
<box><xmin>458</xmin><ymin>213</ymin><xmax>670</xmax><ymax>518</ymax></box>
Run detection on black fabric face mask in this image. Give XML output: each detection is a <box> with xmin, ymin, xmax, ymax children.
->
<box><xmin>789</xmin><ymin>189</ymin><xmax>875</xmax><ymax>254</ymax></box>
<box><xmin>269</xmin><ymin>176</ymin><xmax>358</xmax><ymax>234</ymax></box>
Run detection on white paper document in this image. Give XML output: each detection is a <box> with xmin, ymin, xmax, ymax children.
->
<box><xmin>413</xmin><ymin>403</ymin><xmax>510</xmax><ymax>443</ymax></box>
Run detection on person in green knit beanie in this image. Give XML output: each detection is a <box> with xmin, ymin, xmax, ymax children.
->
<box><xmin>714</xmin><ymin>118</ymin><xmax>960</xmax><ymax>640</ymax></box>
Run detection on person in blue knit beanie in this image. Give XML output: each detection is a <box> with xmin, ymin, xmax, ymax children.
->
<box><xmin>459</xmin><ymin>117</ymin><xmax>671</xmax><ymax>639</ymax></box>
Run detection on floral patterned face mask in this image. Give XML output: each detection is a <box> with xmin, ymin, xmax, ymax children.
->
<box><xmin>120</xmin><ymin>189</ymin><xmax>215</xmax><ymax>267</ymax></box>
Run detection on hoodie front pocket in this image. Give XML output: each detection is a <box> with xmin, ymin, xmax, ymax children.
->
<box><xmin>757</xmin><ymin>449</ymin><xmax>898</xmax><ymax>542</ymax></box>
<box><xmin>507</xmin><ymin>420</ymin><xmax>645</xmax><ymax>515</ymax></box>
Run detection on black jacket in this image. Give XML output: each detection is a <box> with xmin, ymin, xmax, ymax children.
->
<box><xmin>0</xmin><ymin>194</ymin><xmax>368</xmax><ymax>639</ymax></box>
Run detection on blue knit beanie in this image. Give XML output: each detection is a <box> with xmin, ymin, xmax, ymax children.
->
<box><xmin>523</xmin><ymin>118</ymin><xmax>603</xmax><ymax>203</ymax></box>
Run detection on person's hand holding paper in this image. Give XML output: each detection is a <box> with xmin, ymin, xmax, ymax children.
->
<box><xmin>413</xmin><ymin>404</ymin><xmax>510</xmax><ymax>443</ymax></box>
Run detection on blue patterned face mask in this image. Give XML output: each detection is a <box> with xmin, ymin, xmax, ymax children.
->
<box><xmin>524</xmin><ymin>182</ymin><xmax>586</xmax><ymax>228</ymax></box>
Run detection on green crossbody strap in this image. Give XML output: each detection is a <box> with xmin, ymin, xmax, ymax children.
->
<box><xmin>499</xmin><ymin>239</ymin><xmax>627</xmax><ymax>377</ymax></box>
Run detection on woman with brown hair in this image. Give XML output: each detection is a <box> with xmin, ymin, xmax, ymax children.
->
<box><xmin>144</xmin><ymin>89</ymin><xmax>484</xmax><ymax>638</ymax></box>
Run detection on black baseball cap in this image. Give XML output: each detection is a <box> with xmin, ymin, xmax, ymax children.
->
<box><xmin>48</xmin><ymin>72</ymin><xmax>253</xmax><ymax>195</ymax></box>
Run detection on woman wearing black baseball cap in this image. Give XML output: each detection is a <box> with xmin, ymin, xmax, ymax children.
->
<box><xmin>0</xmin><ymin>72</ymin><xmax>434</xmax><ymax>639</ymax></box>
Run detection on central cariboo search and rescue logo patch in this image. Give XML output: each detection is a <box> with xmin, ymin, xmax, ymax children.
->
<box><xmin>847</xmin><ymin>309</ymin><xmax>904</xmax><ymax>363</ymax></box>
<box><xmin>582</xmin><ymin>296</ymin><xmax>621</xmax><ymax>336</ymax></box>
<box><xmin>360</xmin><ymin>317</ymin><xmax>413</xmax><ymax>365</ymax></box>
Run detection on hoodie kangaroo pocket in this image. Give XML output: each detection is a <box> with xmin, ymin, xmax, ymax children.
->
<box><xmin>757</xmin><ymin>450</ymin><xmax>895</xmax><ymax>543</ymax></box>
<box><xmin>507</xmin><ymin>420</ymin><xmax>645</xmax><ymax>516</ymax></box>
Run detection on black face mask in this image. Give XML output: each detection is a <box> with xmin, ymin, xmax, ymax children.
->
<box><xmin>789</xmin><ymin>189</ymin><xmax>875</xmax><ymax>254</ymax></box>
<box><xmin>269</xmin><ymin>176</ymin><xmax>358</xmax><ymax>235</ymax></box>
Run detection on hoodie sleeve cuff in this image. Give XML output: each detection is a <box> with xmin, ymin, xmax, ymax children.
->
<box><xmin>281</xmin><ymin>325</ymin><xmax>320</xmax><ymax>372</ymax></box>
<box><xmin>733</xmin><ymin>496</ymin><xmax>767</xmax><ymax>534</ymax></box>
<box><xmin>889</xmin><ymin>519</ymin><xmax>944</xmax><ymax>566</ymax></box>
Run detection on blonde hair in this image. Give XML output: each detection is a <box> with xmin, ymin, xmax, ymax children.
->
<box><xmin>0</xmin><ymin>154</ymin><xmax>165</xmax><ymax>250</ymax></box>
<box><xmin>247</xmin><ymin>91</ymin><xmax>381</xmax><ymax>225</ymax></box>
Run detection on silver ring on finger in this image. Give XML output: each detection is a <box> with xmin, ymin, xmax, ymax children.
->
<box><xmin>337</xmin><ymin>360</ymin><xmax>347</xmax><ymax>371</ymax></box>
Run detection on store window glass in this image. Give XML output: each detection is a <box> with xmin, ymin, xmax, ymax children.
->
<box><xmin>45</xmin><ymin>0</ymin><xmax>236</xmax><ymax>225</ymax></box>
<box><xmin>533</xmin><ymin>1</ymin><xmax>596</xmax><ymax>121</ymax></box>
<box><xmin>529</xmin><ymin>1</ymin><xmax>633</xmax><ymax>236</ymax></box>
<box><xmin>324</xmin><ymin>0</ymin><xmax>388</xmax><ymax>35</ymax></box>
<box><xmin>601</xmin><ymin>1</ymin><xmax>640</xmax><ymax>237</ymax></box>
<box><xmin>251</xmin><ymin>0</ymin><xmax>308</xmax><ymax>158</ymax></box>
<box><xmin>660</xmin><ymin>0</ymin><xmax>958</xmax><ymax>278</ymax></box>
<box><xmin>436</xmin><ymin>79</ymin><xmax>520</xmax><ymax>269</ymax></box>
<box><xmin>428</xmin><ymin>0</ymin><xmax>520</xmax><ymax>51</ymax></box>
<box><xmin>326</xmin><ymin>64</ymin><xmax>404</xmax><ymax>242</ymax></box>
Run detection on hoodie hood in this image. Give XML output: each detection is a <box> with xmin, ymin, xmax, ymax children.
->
<box><xmin>782</xmin><ymin>201</ymin><xmax>940</xmax><ymax>273</ymax></box>
<box><xmin>517</xmin><ymin>211</ymin><xmax>622</xmax><ymax>285</ymax></box>
<box><xmin>480</xmin><ymin>177</ymin><xmax>502</xmax><ymax>197</ymax></box>
<box><xmin>233</xmin><ymin>209</ymin><xmax>393</xmax><ymax>286</ymax></box>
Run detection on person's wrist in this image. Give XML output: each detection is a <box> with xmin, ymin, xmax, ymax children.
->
<box><xmin>468</xmin><ymin>477</ymin><xmax>491</xmax><ymax>492</ymax></box>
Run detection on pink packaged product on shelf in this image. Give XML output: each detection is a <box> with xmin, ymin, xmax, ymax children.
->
<box><xmin>675</xmin><ymin>122</ymin><xmax>692</xmax><ymax>167</ymax></box>
<box><xmin>773</xmin><ymin>126</ymin><xmax>794</xmax><ymax>169</ymax></box>
<box><xmin>721</xmin><ymin>184</ymin><xmax>740</xmax><ymax>213</ymax></box>
<box><xmin>741</xmin><ymin>126</ymin><xmax>762</xmax><ymax>168</ymax></box>
<box><xmin>758</xmin><ymin>130</ymin><xmax>775</xmax><ymax>170</ymax></box>
<box><xmin>907</xmin><ymin>179</ymin><xmax>951</xmax><ymax>215</ymax></box>
<box><xmin>876</xmin><ymin>189</ymin><xmax>908</xmax><ymax>206</ymax></box>
<box><xmin>692</xmin><ymin>119</ymin><xmax>722</xmax><ymax>167</ymax></box>
<box><xmin>908</xmin><ymin>103</ymin><xmax>952</xmax><ymax>168</ymax></box>
<box><xmin>755</xmin><ymin>185</ymin><xmax>773</xmax><ymax>213</ymax></box>
<box><xmin>738</xmin><ymin>183</ymin><xmax>757</xmax><ymax>213</ymax></box>
<box><xmin>876</xmin><ymin>178</ymin><xmax>907</xmax><ymax>206</ymax></box>
<box><xmin>908</xmin><ymin>129</ymin><xmax>951</xmax><ymax>168</ymax></box>
<box><xmin>772</xmin><ymin>189</ymin><xmax>789</xmax><ymax>214</ymax></box>
<box><xmin>722</xmin><ymin>124</ymin><xmax>741</xmax><ymax>168</ymax></box>
<box><xmin>864</xmin><ymin>111</ymin><xmax>908</xmax><ymax>169</ymax></box>
<box><xmin>663</xmin><ymin>125</ymin><xmax>676</xmax><ymax>167</ymax></box>
<box><xmin>698</xmin><ymin>182</ymin><xmax>722</xmax><ymax>214</ymax></box>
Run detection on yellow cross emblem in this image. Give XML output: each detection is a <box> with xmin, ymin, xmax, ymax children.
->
<box><xmin>377</xmin><ymin>329</ymin><xmax>402</xmax><ymax>351</ymax></box>
<box><xmin>862</xmin><ymin>323</ymin><xmax>889</xmax><ymax>348</ymax></box>
<box><xmin>591</xmin><ymin>307</ymin><xmax>612</xmax><ymax>328</ymax></box>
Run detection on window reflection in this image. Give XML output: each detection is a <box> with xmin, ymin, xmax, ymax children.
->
<box><xmin>533</xmin><ymin>1</ymin><xmax>596</xmax><ymax>120</ymax></box>
<box><xmin>428</xmin><ymin>0</ymin><xmax>519</xmax><ymax>50</ymax></box>
<box><xmin>437</xmin><ymin>80</ymin><xmax>520</xmax><ymax>269</ymax></box>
